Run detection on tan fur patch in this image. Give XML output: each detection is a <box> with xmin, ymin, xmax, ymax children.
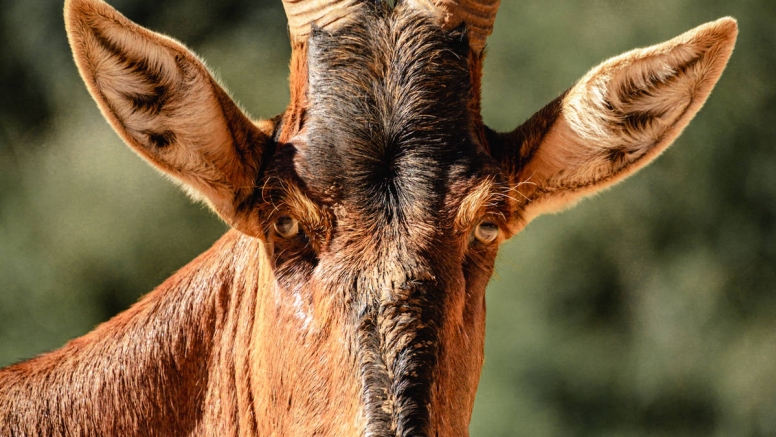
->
<box><xmin>454</xmin><ymin>178</ymin><xmax>497</xmax><ymax>232</ymax></box>
<box><xmin>281</xmin><ymin>184</ymin><xmax>328</xmax><ymax>229</ymax></box>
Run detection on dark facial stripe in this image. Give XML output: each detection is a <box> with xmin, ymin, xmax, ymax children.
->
<box><xmin>356</xmin><ymin>310</ymin><xmax>394</xmax><ymax>436</ymax></box>
<box><xmin>354</xmin><ymin>276</ymin><xmax>444</xmax><ymax>437</ymax></box>
<box><xmin>302</xmin><ymin>3</ymin><xmax>472</xmax><ymax>433</ymax></box>
<box><xmin>380</xmin><ymin>281</ymin><xmax>442</xmax><ymax>436</ymax></box>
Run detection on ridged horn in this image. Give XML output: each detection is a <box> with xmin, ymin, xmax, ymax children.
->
<box><xmin>405</xmin><ymin>0</ymin><xmax>501</xmax><ymax>52</ymax></box>
<box><xmin>282</xmin><ymin>0</ymin><xmax>364</xmax><ymax>41</ymax></box>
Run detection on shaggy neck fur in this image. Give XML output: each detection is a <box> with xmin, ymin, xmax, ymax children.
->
<box><xmin>0</xmin><ymin>231</ymin><xmax>268</xmax><ymax>436</ymax></box>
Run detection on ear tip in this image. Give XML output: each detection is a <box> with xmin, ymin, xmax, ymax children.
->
<box><xmin>698</xmin><ymin>16</ymin><xmax>739</xmax><ymax>47</ymax></box>
<box><xmin>64</xmin><ymin>0</ymin><xmax>94</xmax><ymax>19</ymax></box>
<box><xmin>64</xmin><ymin>0</ymin><xmax>100</xmax><ymax>33</ymax></box>
<box><xmin>64</xmin><ymin>0</ymin><xmax>118</xmax><ymax>28</ymax></box>
<box><xmin>714</xmin><ymin>16</ymin><xmax>739</xmax><ymax>33</ymax></box>
<box><xmin>671</xmin><ymin>17</ymin><xmax>737</xmax><ymax>73</ymax></box>
<box><xmin>711</xmin><ymin>16</ymin><xmax>739</xmax><ymax>41</ymax></box>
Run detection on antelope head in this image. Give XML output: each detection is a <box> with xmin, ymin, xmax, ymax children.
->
<box><xmin>64</xmin><ymin>0</ymin><xmax>736</xmax><ymax>434</ymax></box>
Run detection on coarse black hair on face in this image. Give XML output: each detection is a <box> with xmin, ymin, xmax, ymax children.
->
<box><xmin>300</xmin><ymin>3</ymin><xmax>477</xmax><ymax>436</ymax></box>
<box><xmin>304</xmin><ymin>2</ymin><xmax>474</xmax><ymax>226</ymax></box>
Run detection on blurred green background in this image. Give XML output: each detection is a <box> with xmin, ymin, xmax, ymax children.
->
<box><xmin>1</xmin><ymin>0</ymin><xmax>774</xmax><ymax>435</ymax></box>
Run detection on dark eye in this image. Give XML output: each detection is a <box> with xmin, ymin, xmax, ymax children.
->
<box><xmin>273</xmin><ymin>216</ymin><xmax>300</xmax><ymax>239</ymax></box>
<box><xmin>472</xmin><ymin>220</ymin><xmax>499</xmax><ymax>245</ymax></box>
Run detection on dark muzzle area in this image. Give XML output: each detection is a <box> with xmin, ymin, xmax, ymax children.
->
<box><xmin>356</xmin><ymin>277</ymin><xmax>445</xmax><ymax>437</ymax></box>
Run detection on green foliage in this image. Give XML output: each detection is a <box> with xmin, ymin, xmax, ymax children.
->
<box><xmin>1</xmin><ymin>0</ymin><xmax>774</xmax><ymax>435</ymax></box>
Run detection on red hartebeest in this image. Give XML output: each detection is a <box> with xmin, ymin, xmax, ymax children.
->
<box><xmin>0</xmin><ymin>0</ymin><xmax>737</xmax><ymax>435</ymax></box>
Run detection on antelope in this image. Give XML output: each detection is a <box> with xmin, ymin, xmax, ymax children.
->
<box><xmin>0</xmin><ymin>0</ymin><xmax>737</xmax><ymax>435</ymax></box>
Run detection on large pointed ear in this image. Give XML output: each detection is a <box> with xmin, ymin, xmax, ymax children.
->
<box><xmin>65</xmin><ymin>0</ymin><xmax>274</xmax><ymax>237</ymax></box>
<box><xmin>490</xmin><ymin>18</ymin><xmax>737</xmax><ymax>232</ymax></box>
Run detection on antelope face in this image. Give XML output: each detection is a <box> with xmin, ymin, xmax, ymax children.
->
<box><xmin>258</xmin><ymin>6</ymin><xmax>503</xmax><ymax>433</ymax></box>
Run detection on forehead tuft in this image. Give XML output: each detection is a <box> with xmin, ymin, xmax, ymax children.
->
<box><xmin>300</xmin><ymin>3</ymin><xmax>475</xmax><ymax>221</ymax></box>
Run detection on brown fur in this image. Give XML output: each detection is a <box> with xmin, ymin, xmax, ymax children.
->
<box><xmin>278</xmin><ymin>40</ymin><xmax>310</xmax><ymax>144</ymax></box>
<box><xmin>0</xmin><ymin>0</ymin><xmax>737</xmax><ymax>435</ymax></box>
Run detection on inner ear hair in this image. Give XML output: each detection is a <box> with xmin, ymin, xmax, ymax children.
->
<box><xmin>65</xmin><ymin>0</ymin><xmax>273</xmax><ymax>237</ymax></box>
<box><xmin>495</xmin><ymin>17</ymin><xmax>738</xmax><ymax>229</ymax></box>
